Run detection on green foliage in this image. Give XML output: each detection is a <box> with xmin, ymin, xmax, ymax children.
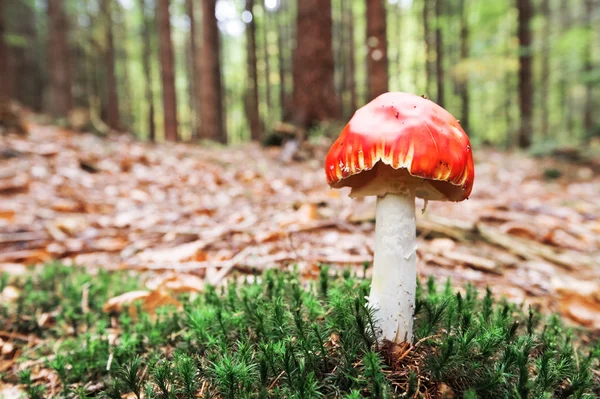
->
<box><xmin>1</xmin><ymin>263</ymin><xmax>599</xmax><ymax>398</ymax></box>
<box><xmin>18</xmin><ymin>370</ymin><xmax>45</xmax><ymax>399</ymax></box>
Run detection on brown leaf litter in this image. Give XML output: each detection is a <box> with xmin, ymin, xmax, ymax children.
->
<box><xmin>0</xmin><ymin>124</ymin><xmax>599</xmax><ymax>329</ymax></box>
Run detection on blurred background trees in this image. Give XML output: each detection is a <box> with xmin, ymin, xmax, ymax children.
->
<box><xmin>0</xmin><ymin>0</ymin><xmax>598</xmax><ymax>147</ymax></box>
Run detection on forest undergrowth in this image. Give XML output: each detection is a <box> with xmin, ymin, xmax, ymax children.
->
<box><xmin>1</xmin><ymin>263</ymin><xmax>599</xmax><ymax>398</ymax></box>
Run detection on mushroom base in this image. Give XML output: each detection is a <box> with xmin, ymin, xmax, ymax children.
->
<box><xmin>370</xmin><ymin>190</ymin><xmax>417</xmax><ymax>343</ymax></box>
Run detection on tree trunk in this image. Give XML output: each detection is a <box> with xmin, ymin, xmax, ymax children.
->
<box><xmin>434</xmin><ymin>0</ymin><xmax>444</xmax><ymax>107</ymax></box>
<box><xmin>558</xmin><ymin>0</ymin><xmax>572</xmax><ymax>137</ymax></box>
<box><xmin>276</xmin><ymin>2</ymin><xmax>287</xmax><ymax>121</ymax></box>
<box><xmin>0</xmin><ymin>0</ymin><xmax>11</xmax><ymax>101</ymax></box>
<box><xmin>200</xmin><ymin>0</ymin><xmax>226</xmax><ymax>142</ymax></box>
<box><xmin>261</xmin><ymin>4</ymin><xmax>272</xmax><ymax>118</ymax></box>
<box><xmin>339</xmin><ymin>0</ymin><xmax>357</xmax><ymax>118</ymax></box>
<box><xmin>458</xmin><ymin>0</ymin><xmax>469</xmax><ymax>131</ymax></box>
<box><xmin>583</xmin><ymin>0</ymin><xmax>595</xmax><ymax>138</ymax></box>
<box><xmin>366</xmin><ymin>0</ymin><xmax>389</xmax><ymax>100</ymax></box>
<box><xmin>517</xmin><ymin>0</ymin><xmax>533</xmax><ymax>149</ymax></box>
<box><xmin>186</xmin><ymin>0</ymin><xmax>201</xmax><ymax>140</ymax></box>
<box><xmin>559</xmin><ymin>0</ymin><xmax>571</xmax><ymax>27</ymax></box>
<box><xmin>47</xmin><ymin>0</ymin><xmax>73</xmax><ymax>117</ymax></box>
<box><xmin>395</xmin><ymin>3</ymin><xmax>403</xmax><ymax>90</ymax></box>
<box><xmin>504</xmin><ymin>37</ymin><xmax>515</xmax><ymax>148</ymax></box>
<box><xmin>337</xmin><ymin>0</ymin><xmax>347</xmax><ymax>117</ymax></box>
<box><xmin>9</xmin><ymin>1</ymin><xmax>41</xmax><ymax>109</ymax></box>
<box><xmin>101</xmin><ymin>0</ymin><xmax>120</xmax><ymax>130</ymax></box>
<box><xmin>245</xmin><ymin>0</ymin><xmax>261</xmax><ymax>141</ymax></box>
<box><xmin>539</xmin><ymin>0</ymin><xmax>550</xmax><ymax>139</ymax></box>
<box><xmin>291</xmin><ymin>0</ymin><xmax>339</xmax><ymax>129</ymax></box>
<box><xmin>116</xmin><ymin>2</ymin><xmax>132</xmax><ymax>129</ymax></box>
<box><xmin>423</xmin><ymin>0</ymin><xmax>434</xmax><ymax>96</ymax></box>
<box><xmin>156</xmin><ymin>0</ymin><xmax>178</xmax><ymax>141</ymax></box>
<box><xmin>138</xmin><ymin>0</ymin><xmax>155</xmax><ymax>141</ymax></box>
<box><xmin>184</xmin><ymin>24</ymin><xmax>194</xmax><ymax>138</ymax></box>
<box><xmin>346</xmin><ymin>0</ymin><xmax>357</xmax><ymax>112</ymax></box>
<box><xmin>81</xmin><ymin>5</ymin><xmax>98</xmax><ymax>113</ymax></box>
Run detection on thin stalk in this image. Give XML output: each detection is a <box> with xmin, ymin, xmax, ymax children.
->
<box><xmin>369</xmin><ymin>190</ymin><xmax>417</xmax><ymax>342</ymax></box>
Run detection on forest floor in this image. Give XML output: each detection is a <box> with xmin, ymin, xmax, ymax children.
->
<box><xmin>1</xmin><ymin>124</ymin><xmax>600</xmax><ymax>328</ymax></box>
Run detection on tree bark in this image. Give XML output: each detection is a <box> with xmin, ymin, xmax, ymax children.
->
<box><xmin>47</xmin><ymin>0</ymin><xmax>73</xmax><ymax>117</ymax></box>
<box><xmin>337</xmin><ymin>0</ymin><xmax>346</xmax><ymax>116</ymax></box>
<box><xmin>559</xmin><ymin>0</ymin><xmax>571</xmax><ymax>28</ymax></box>
<box><xmin>261</xmin><ymin>4</ymin><xmax>272</xmax><ymax>117</ymax></box>
<box><xmin>346</xmin><ymin>0</ymin><xmax>357</xmax><ymax>112</ymax></box>
<box><xmin>395</xmin><ymin>3</ymin><xmax>403</xmax><ymax>90</ymax></box>
<box><xmin>156</xmin><ymin>0</ymin><xmax>178</xmax><ymax>141</ymax></box>
<box><xmin>558</xmin><ymin>0</ymin><xmax>572</xmax><ymax>136</ymax></box>
<box><xmin>276</xmin><ymin>2</ymin><xmax>287</xmax><ymax>121</ymax></box>
<box><xmin>504</xmin><ymin>39</ymin><xmax>515</xmax><ymax>148</ymax></box>
<box><xmin>366</xmin><ymin>0</ymin><xmax>389</xmax><ymax>100</ymax></box>
<box><xmin>116</xmin><ymin>2</ymin><xmax>132</xmax><ymax>129</ymax></box>
<box><xmin>138</xmin><ymin>0</ymin><xmax>156</xmax><ymax>141</ymax></box>
<box><xmin>434</xmin><ymin>0</ymin><xmax>444</xmax><ymax>107</ymax></box>
<box><xmin>184</xmin><ymin>20</ymin><xmax>194</xmax><ymax>138</ymax></box>
<box><xmin>583</xmin><ymin>0</ymin><xmax>595</xmax><ymax>138</ymax></box>
<box><xmin>186</xmin><ymin>0</ymin><xmax>201</xmax><ymax>140</ymax></box>
<box><xmin>517</xmin><ymin>0</ymin><xmax>533</xmax><ymax>149</ymax></box>
<box><xmin>8</xmin><ymin>1</ymin><xmax>41</xmax><ymax>109</ymax></box>
<box><xmin>539</xmin><ymin>0</ymin><xmax>550</xmax><ymax>139</ymax></box>
<box><xmin>423</xmin><ymin>0</ymin><xmax>434</xmax><ymax>96</ymax></box>
<box><xmin>0</xmin><ymin>0</ymin><xmax>11</xmax><ymax>101</ymax></box>
<box><xmin>200</xmin><ymin>0</ymin><xmax>226</xmax><ymax>142</ymax></box>
<box><xmin>81</xmin><ymin>5</ymin><xmax>98</xmax><ymax>113</ymax></box>
<box><xmin>101</xmin><ymin>0</ymin><xmax>120</xmax><ymax>131</ymax></box>
<box><xmin>291</xmin><ymin>0</ymin><xmax>339</xmax><ymax>129</ymax></box>
<box><xmin>458</xmin><ymin>0</ymin><xmax>469</xmax><ymax>131</ymax></box>
<box><xmin>245</xmin><ymin>0</ymin><xmax>262</xmax><ymax>141</ymax></box>
<box><xmin>339</xmin><ymin>0</ymin><xmax>357</xmax><ymax>117</ymax></box>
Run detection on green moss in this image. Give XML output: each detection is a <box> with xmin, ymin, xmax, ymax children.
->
<box><xmin>1</xmin><ymin>264</ymin><xmax>599</xmax><ymax>398</ymax></box>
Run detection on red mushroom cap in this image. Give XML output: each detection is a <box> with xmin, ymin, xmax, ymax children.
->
<box><xmin>325</xmin><ymin>92</ymin><xmax>474</xmax><ymax>201</ymax></box>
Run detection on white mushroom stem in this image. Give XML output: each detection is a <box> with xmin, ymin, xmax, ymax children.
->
<box><xmin>369</xmin><ymin>189</ymin><xmax>417</xmax><ymax>343</ymax></box>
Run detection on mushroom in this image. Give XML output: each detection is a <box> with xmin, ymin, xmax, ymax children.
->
<box><xmin>325</xmin><ymin>92</ymin><xmax>474</xmax><ymax>343</ymax></box>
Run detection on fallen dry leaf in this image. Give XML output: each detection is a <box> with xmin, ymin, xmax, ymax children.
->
<box><xmin>0</xmin><ymin>263</ymin><xmax>28</xmax><ymax>275</ymax></box>
<box><xmin>442</xmin><ymin>251</ymin><xmax>500</xmax><ymax>274</ymax></box>
<box><xmin>500</xmin><ymin>222</ymin><xmax>540</xmax><ymax>241</ymax></box>
<box><xmin>0</xmin><ymin>174</ymin><xmax>29</xmax><ymax>194</ymax></box>
<box><xmin>143</xmin><ymin>290</ymin><xmax>183</xmax><ymax>313</ymax></box>
<box><xmin>0</xmin><ymin>359</ymin><xmax>16</xmax><ymax>373</ymax></box>
<box><xmin>37</xmin><ymin>312</ymin><xmax>52</xmax><ymax>328</ymax></box>
<box><xmin>102</xmin><ymin>290</ymin><xmax>182</xmax><ymax>315</ymax></box>
<box><xmin>137</xmin><ymin>240</ymin><xmax>207</xmax><ymax>264</ymax></box>
<box><xmin>89</xmin><ymin>236</ymin><xmax>128</xmax><ymax>252</ymax></box>
<box><xmin>146</xmin><ymin>273</ymin><xmax>204</xmax><ymax>293</ymax></box>
<box><xmin>0</xmin><ymin>384</ymin><xmax>24</xmax><ymax>399</ymax></box>
<box><xmin>559</xmin><ymin>294</ymin><xmax>600</xmax><ymax>329</ymax></box>
<box><xmin>552</xmin><ymin>277</ymin><xmax>600</xmax><ymax>302</ymax></box>
<box><xmin>102</xmin><ymin>291</ymin><xmax>150</xmax><ymax>313</ymax></box>
<box><xmin>1</xmin><ymin>342</ymin><xmax>14</xmax><ymax>356</ymax></box>
<box><xmin>543</xmin><ymin>229</ymin><xmax>590</xmax><ymax>252</ymax></box>
<box><xmin>0</xmin><ymin>249</ymin><xmax>51</xmax><ymax>264</ymax></box>
<box><xmin>428</xmin><ymin>238</ymin><xmax>456</xmax><ymax>252</ymax></box>
<box><xmin>51</xmin><ymin>198</ymin><xmax>84</xmax><ymax>213</ymax></box>
<box><xmin>0</xmin><ymin>209</ymin><xmax>15</xmax><ymax>222</ymax></box>
<box><xmin>0</xmin><ymin>286</ymin><xmax>20</xmax><ymax>302</ymax></box>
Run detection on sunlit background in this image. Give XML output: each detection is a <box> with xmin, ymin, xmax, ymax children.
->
<box><xmin>3</xmin><ymin>0</ymin><xmax>599</xmax><ymax>145</ymax></box>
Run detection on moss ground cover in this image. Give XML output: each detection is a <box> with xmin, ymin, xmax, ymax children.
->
<box><xmin>1</xmin><ymin>263</ymin><xmax>598</xmax><ymax>398</ymax></box>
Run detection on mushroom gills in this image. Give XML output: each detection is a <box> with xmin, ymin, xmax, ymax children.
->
<box><xmin>335</xmin><ymin>163</ymin><xmax>454</xmax><ymax>200</ymax></box>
